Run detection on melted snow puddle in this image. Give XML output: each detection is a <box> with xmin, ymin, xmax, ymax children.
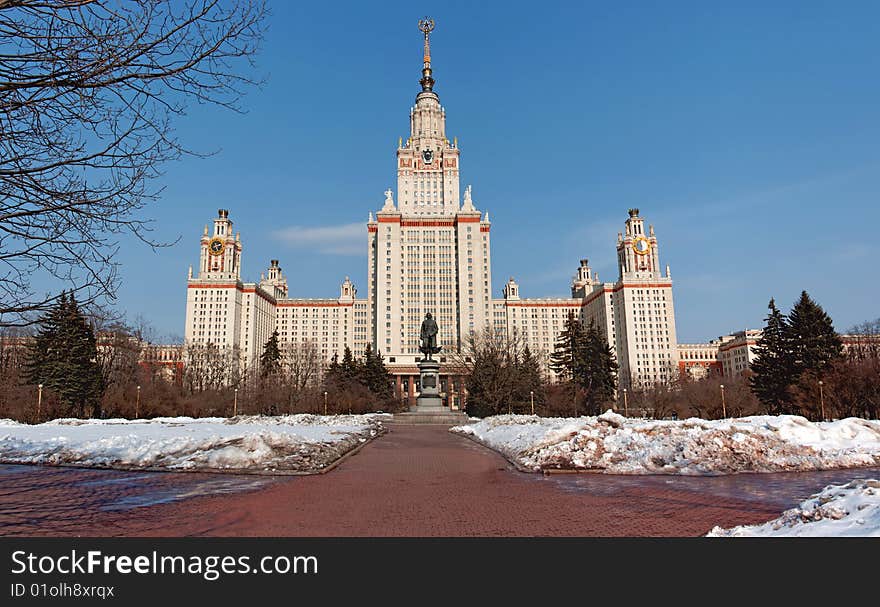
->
<box><xmin>539</xmin><ymin>466</ymin><xmax>880</xmax><ymax>509</ymax></box>
<box><xmin>0</xmin><ymin>464</ymin><xmax>275</xmax><ymax>513</ymax></box>
<box><xmin>102</xmin><ymin>477</ymin><xmax>273</xmax><ymax>511</ymax></box>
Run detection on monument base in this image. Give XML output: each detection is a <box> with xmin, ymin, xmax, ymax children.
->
<box><xmin>392</xmin><ymin>410</ymin><xmax>469</xmax><ymax>425</ymax></box>
<box><xmin>391</xmin><ymin>357</ymin><xmax>469</xmax><ymax>425</ymax></box>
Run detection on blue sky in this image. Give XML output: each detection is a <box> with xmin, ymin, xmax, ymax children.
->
<box><xmin>101</xmin><ymin>1</ymin><xmax>879</xmax><ymax>342</ymax></box>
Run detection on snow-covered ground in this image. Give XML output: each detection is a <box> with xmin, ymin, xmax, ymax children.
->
<box><xmin>708</xmin><ymin>479</ymin><xmax>880</xmax><ymax>536</ymax></box>
<box><xmin>0</xmin><ymin>414</ymin><xmax>387</xmax><ymax>473</ymax></box>
<box><xmin>451</xmin><ymin>411</ymin><xmax>880</xmax><ymax>474</ymax></box>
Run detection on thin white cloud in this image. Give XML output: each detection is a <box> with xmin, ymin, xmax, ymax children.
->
<box><xmin>830</xmin><ymin>242</ymin><xmax>872</xmax><ymax>262</ymax></box>
<box><xmin>272</xmin><ymin>222</ymin><xmax>364</xmax><ymax>255</ymax></box>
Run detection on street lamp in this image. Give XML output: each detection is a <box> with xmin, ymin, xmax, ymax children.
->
<box><xmin>37</xmin><ymin>384</ymin><xmax>43</xmax><ymax>421</ymax></box>
<box><xmin>233</xmin><ymin>388</ymin><xmax>238</xmax><ymax>417</ymax></box>
<box><xmin>720</xmin><ymin>384</ymin><xmax>726</xmax><ymax>418</ymax></box>
<box><xmin>324</xmin><ymin>391</ymin><xmax>328</xmax><ymax>416</ymax></box>
<box><xmin>622</xmin><ymin>388</ymin><xmax>628</xmax><ymax>417</ymax></box>
<box><xmin>818</xmin><ymin>380</ymin><xmax>825</xmax><ymax>422</ymax></box>
<box><xmin>135</xmin><ymin>385</ymin><xmax>141</xmax><ymax>419</ymax></box>
<box><xmin>530</xmin><ymin>390</ymin><xmax>535</xmax><ymax>416</ymax></box>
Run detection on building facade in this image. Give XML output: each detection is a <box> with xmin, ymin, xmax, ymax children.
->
<box><xmin>181</xmin><ymin>22</ymin><xmax>683</xmax><ymax>400</ymax></box>
<box><xmin>183</xmin><ymin>209</ymin><xmax>370</xmax><ymax>382</ymax></box>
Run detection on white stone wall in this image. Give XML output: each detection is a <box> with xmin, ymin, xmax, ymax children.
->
<box><xmin>184</xmin><ymin>283</ymin><xmax>242</xmax><ymax>349</ymax></box>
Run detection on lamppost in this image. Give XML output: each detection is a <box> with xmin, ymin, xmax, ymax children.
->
<box><xmin>323</xmin><ymin>391</ymin><xmax>328</xmax><ymax>416</ymax></box>
<box><xmin>530</xmin><ymin>390</ymin><xmax>535</xmax><ymax>415</ymax></box>
<box><xmin>37</xmin><ymin>384</ymin><xmax>43</xmax><ymax>421</ymax></box>
<box><xmin>818</xmin><ymin>380</ymin><xmax>825</xmax><ymax>422</ymax></box>
<box><xmin>135</xmin><ymin>385</ymin><xmax>141</xmax><ymax>419</ymax></box>
<box><xmin>720</xmin><ymin>384</ymin><xmax>726</xmax><ymax>418</ymax></box>
<box><xmin>622</xmin><ymin>388</ymin><xmax>628</xmax><ymax>417</ymax></box>
<box><xmin>233</xmin><ymin>388</ymin><xmax>238</xmax><ymax>417</ymax></box>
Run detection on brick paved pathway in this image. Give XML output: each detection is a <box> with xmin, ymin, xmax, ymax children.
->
<box><xmin>1</xmin><ymin>425</ymin><xmax>785</xmax><ymax>536</ymax></box>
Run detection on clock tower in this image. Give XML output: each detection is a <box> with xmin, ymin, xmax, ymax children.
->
<box><xmin>611</xmin><ymin>208</ymin><xmax>679</xmax><ymax>389</ymax></box>
<box><xmin>617</xmin><ymin>208</ymin><xmax>661</xmax><ymax>280</ymax></box>
<box><xmin>199</xmin><ymin>208</ymin><xmax>242</xmax><ymax>280</ymax></box>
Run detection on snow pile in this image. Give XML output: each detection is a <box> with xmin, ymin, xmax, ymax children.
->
<box><xmin>708</xmin><ymin>479</ymin><xmax>880</xmax><ymax>536</ymax></box>
<box><xmin>0</xmin><ymin>414</ymin><xmax>386</xmax><ymax>473</ymax></box>
<box><xmin>451</xmin><ymin>411</ymin><xmax>880</xmax><ymax>474</ymax></box>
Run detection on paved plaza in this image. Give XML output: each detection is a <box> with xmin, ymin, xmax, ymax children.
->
<box><xmin>0</xmin><ymin>425</ymin><xmax>786</xmax><ymax>537</ymax></box>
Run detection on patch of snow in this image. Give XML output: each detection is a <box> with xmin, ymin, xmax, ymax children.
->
<box><xmin>707</xmin><ymin>479</ymin><xmax>880</xmax><ymax>537</ymax></box>
<box><xmin>450</xmin><ymin>411</ymin><xmax>880</xmax><ymax>474</ymax></box>
<box><xmin>0</xmin><ymin>414</ymin><xmax>385</xmax><ymax>473</ymax></box>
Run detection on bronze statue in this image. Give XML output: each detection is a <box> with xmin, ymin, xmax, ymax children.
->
<box><xmin>419</xmin><ymin>312</ymin><xmax>441</xmax><ymax>359</ymax></box>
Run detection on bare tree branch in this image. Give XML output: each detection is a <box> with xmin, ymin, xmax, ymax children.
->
<box><xmin>0</xmin><ymin>0</ymin><xmax>267</xmax><ymax>326</ymax></box>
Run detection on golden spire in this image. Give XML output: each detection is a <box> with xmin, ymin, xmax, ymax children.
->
<box><xmin>418</xmin><ymin>17</ymin><xmax>435</xmax><ymax>92</ymax></box>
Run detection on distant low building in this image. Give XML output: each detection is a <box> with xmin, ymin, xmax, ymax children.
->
<box><xmin>678</xmin><ymin>329</ymin><xmax>880</xmax><ymax>379</ymax></box>
<box><xmin>677</xmin><ymin>338</ymin><xmax>728</xmax><ymax>379</ymax></box>
<box><xmin>718</xmin><ymin>330</ymin><xmax>762</xmax><ymax>377</ymax></box>
<box><xmin>139</xmin><ymin>343</ymin><xmax>184</xmax><ymax>383</ymax></box>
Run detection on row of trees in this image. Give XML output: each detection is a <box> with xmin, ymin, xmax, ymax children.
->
<box><xmin>622</xmin><ymin>293</ymin><xmax>878</xmax><ymax>421</ymax></box>
<box><xmin>1</xmin><ymin>292</ymin><xmax>399</xmax><ymax>421</ymax></box>
<box><xmin>453</xmin><ymin>332</ymin><xmax>545</xmax><ymax>418</ymax></box>
<box><xmin>457</xmin><ymin>293</ymin><xmax>879</xmax><ymax>422</ymax></box>
<box><xmin>6</xmin><ymin>286</ymin><xmax>877</xmax><ymax>423</ymax></box>
<box><xmin>455</xmin><ymin>312</ymin><xmax>619</xmax><ymax>418</ymax></box>
<box><xmin>256</xmin><ymin>334</ymin><xmax>397</xmax><ymax>415</ymax></box>
<box><xmin>750</xmin><ymin>291</ymin><xmax>843</xmax><ymax>418</ymax></box>
<box><xmin>549</xmin><ymin>314</ymin><xmax>618</xmax><ymax>416</ymax></box>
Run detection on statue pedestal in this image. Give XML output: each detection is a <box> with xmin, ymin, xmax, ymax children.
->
<box><xmin>392</xmin><ymin>358</ymin><xmax>468</xmax><ymax>425</ymax></box>
<box><xmin>413</xmin><ymin>358</ymin><xmax>443</xmax><ymax>411</ymax></box>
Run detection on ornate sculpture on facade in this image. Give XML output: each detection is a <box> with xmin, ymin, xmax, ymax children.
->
<box><xmin>462</xmin><ymin>184</ymin><xmax>475</xmax><ymax>210</ymax></box>
<box><xmin>383</xmin><ymin>188</ymin><xmax>395</xmax><ymax>211</ymax></box>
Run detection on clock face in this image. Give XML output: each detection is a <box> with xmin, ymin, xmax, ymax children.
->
<box><xmin>422</xmin><ymin>149</ymin><xmax>434</xmax><ymax>164</ymax></box>
<box><xmin>632</xmin><ymin>236</ymin><xmax>650</xmax><ymax>255</ymax></box>
<box><xmin>208</xmin><ymin>237</ymin><xmax>224</xmax><ymax>256</ymax></box>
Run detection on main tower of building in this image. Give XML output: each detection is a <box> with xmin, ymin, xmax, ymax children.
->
<box><xmin>368</xmin><ymin>19</ymin><xmax>492</xmax><ymax>365</ymax></box>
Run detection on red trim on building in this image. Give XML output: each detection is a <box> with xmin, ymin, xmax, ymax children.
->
<box><xmin>480</xmin><ymin>225</ymin><xmax>491</xmax><ymax>232</ymax></box>
<box><xmin>240</xmin><ymin>287</ymin><xmax>276</xmax><ymax>304</ymax></box>
<box><xmin>718</xmin><ymin>341</ymin><xmax>759</xmax><ymax>353</ymax></box>
<box><xmin>187</xmin><ymin>283</ymin><xmax>238</xmax><ymax>289</ymax></box>
<box><xmin>276</xmin><ymin>301</ymin><xmax>354</xmax><ymax>308</ymax></box>
<box><xmin>401</xmin><ymin>219</ymin><xmax>456</xmax><ymax>227</ymax></box>
<box><xmin>505</xmin><ymin>301</ymin><xmax>582</xmax><ymax>308</ymax></box>
<box><xmin>582</xmin><ymin>287</ymin><xmax>614</xmax><ymax>307</ymax></box>
<box><xmin>612</xmin><ymin>282</ymin><xmax>673</xmax><ymax>292</ymax></box>
<box><xmin>367</xmin><ymin>226</ymin><xmax>378</xmax><ymax>233</ymax></box>
<box><xmin>378</xmin><ymin>216</ymin><xmax>401</xmax><ymax>223</ymax></box>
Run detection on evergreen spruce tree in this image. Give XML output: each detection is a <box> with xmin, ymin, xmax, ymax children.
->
<box><xmin>24</xmin><ymin>291</ymin><xmax>68</xmax><ymax>391</ymax></box>
<box><xmin>515</xmin><ymin>345</ymin><xmax>546</xmax><ymax>413</ymax></box>
<box><xmin>786</xmin><ymin>291</ymin><xmax>843</xmax><ymax>377</ymax></box>
<box><xmin>25</xmin><ymin>292</ymin><xmax>103</xmax><ymax>418</ymax></box>
<box><xmin>549</xmin><ymin>311</ymin><xmax>587</xmax><ymax>382</ymax></box>
<box><xmin>67</xmin><ymin>296</ymin><xmax>103</xmax><ymax>416</ymax></box>
<box><xmin>362</xmin><ymin>344</ymin><xmax>393</xmax><ymax>399</ymax></box>
<box><xmin>259</xmin><ymin>330</ymin><xmax>282</xmax><ymax>379</ymax></box>
<box><xmin>339</xmin><ymin>346</ymin><xmax>360</xmax><ymax>383</ymax></box>
<box><xmin>749</xmin><ymin>298</ymin><xmax>794</xmax><ymax>414</ymax></box>
<box><xmin>581</xmin><ymin>321</ymin><xmax>618</xmax><ymax>415</ymax></box>
<box><xmin>324</xmin><ymin>352</ymin><xmax>341</xmax><ymax>386</ymax></box>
